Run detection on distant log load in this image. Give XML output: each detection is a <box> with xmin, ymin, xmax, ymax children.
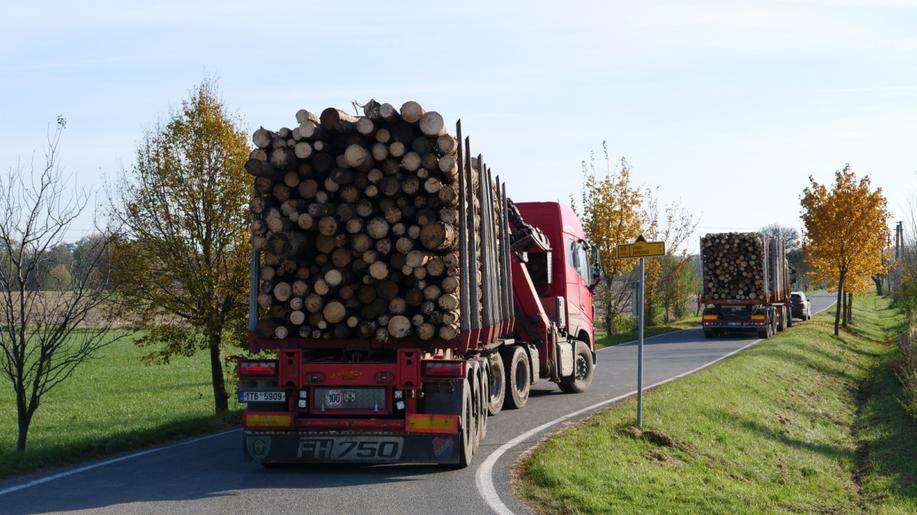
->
<box><xmin>701</xmin><ymin>232</ymin><xmax>783</xmax><ymax>302</ymax></box>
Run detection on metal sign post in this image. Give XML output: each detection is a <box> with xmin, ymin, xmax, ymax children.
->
<box><xmin>637</xmin><ymin>256</ymin><xmax>645</xmax><ymax>428</ymax></box>
<box><xmin>615</xmin><ymin>236</ymin><xmax>664</xmax><ymax>429</ymax></box>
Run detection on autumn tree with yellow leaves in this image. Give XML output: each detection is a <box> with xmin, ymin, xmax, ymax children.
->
<box><xmin>577</xmin><ymin>146</ymin><xmax>644</xmax><ymax>333</ymax></box>
<box><xmin>800</xmin><ymin>165</ymin><xmax>890</xmax><ymax>336</ymax></box>
<box><xmin>109</xmin><ymin>80</ymin><xmax>251</xmax><ymax>413</ymax></box>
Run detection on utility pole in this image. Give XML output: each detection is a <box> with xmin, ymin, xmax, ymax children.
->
<box><xmin>893</xmin><ymin>221</ymin><xmax>903</xmax><ymax>294</ymax></box>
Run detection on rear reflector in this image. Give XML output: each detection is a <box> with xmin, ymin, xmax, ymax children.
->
<box><xmin>423</xmin><ymin>360</ymin><xmax>465</xmax><ymax>377</ymax></box>
<box><xmin>406</xmin><ymin>414</ymin><xmax>459</xmax><ymax>434</ymax></box>
<box><xmin>243</xmin><ymin>412</ymin><xmax>292</xmax><ymax>429</ymax></box>
<box><xmin>238</xmin><ymin>361</ymin><xmax>277</xmax><ymax>376</ymax></box>
<box><xmin>702</xmin><ymin>315</ymin><xmax>718</xmax><ymax>321</ymax></box>
<box><xmin>751</xmin><ymin>315</ymin><xmax>766</xmax><ymax>321</ymax></box>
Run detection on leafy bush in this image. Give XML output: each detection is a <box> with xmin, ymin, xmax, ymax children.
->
<box><xmin>611</xmin><ymin>314</ymin><xmax>636</xmax><ymax>334</ymax></box>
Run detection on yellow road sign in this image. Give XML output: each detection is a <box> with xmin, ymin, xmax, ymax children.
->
<box><xmin>615</xmin><ymin>240</ymin><xmax>665</xmax><ymax>258</ymax></box>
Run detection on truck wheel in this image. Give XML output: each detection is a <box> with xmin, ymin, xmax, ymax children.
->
<box><xmin>457</xmin><ymin>378</ymin><xmax>475</xmax><ymax>467</ymax></box>
<box><xmin>559</xmin><ymin>341</ymin><xmax>594</xmax><ymax>393</ymax></box>
<box><xmin>786</xmin><ymin>309</ymin><xmax>794</xmax><ymax>328</ymax></box>
<box><xmin>487</xmin><ymin>354</ymin><xmax>505</xmax><ymax>416</ymax></box>
<box><xmin>503</xmin><ymin>346</ymin><xmax>530</xmax><ymax>410</ymax></box>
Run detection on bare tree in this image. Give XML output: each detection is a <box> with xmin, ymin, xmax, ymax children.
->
<box><xmin>761</xmin><ymin>223</ymin><xmax>800</xmax><ymax>251</ymax></box>
<box><xmin>0</xmin><ymin>118</ymin><xmax>123</xmax><ymax>451</ymax></box>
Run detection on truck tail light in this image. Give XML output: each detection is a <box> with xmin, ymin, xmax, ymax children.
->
<box><xmin>406</xmin><ymin>414</ymin><xmax>459</xmax><ymax>434</ymax></box>
<box><xmin>238</xmin><ymin>360</ymin><xmax>277</xmax><ymax>376</ymax></box>
<box><xmin>423</xmin><ymin>361</ymin><xmax>465</xmax><ymax>377</ymax></box>
<box><xmin>375</xmin><ymin>371</ymin><xmax>394</xmax><ymax>384</ymax></box>
<box><xmin>751</xmin><ymin>314</ymin><xmax>766</xmax><ymax>321</ymax></box>
<box><xmin>243</xmin><ymin>412</ymin><xmax>292</xmax><ymax>429</ymax></box>
<box><xmin>702</xmin><ymin>315</ymin><xmax>718</xmax><ymax>322</ymax></box>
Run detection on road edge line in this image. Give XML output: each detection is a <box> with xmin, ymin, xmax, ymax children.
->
<box><xmin>0</xmin><ymin>428</ymin><xmax>241</xmax><ymax>496</ymax></box>
<box><xmin>475</xmin><ymin>298</ymin><xmax>836</xmax><ymax>514</ymax></box>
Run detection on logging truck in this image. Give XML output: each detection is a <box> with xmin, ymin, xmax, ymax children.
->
<box><xmin>700</xmin><ymin>232</ymin><xmax>792</xmax><ymax>339</ymax></box>
<box><xmin>238</xmin><ymin>101</ymin><xmax>601</xmax><ymax>467</ymax></box>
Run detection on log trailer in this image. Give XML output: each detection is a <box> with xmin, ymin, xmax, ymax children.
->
<box><xmin>700</xmin><ymin>233</ymin><xmax>792</xmax><ymax>339</ymax></box>
<box><xmin>238</xmin><ymin>125</ymin><xmax>601</xmax><ymax>467</ymax></box>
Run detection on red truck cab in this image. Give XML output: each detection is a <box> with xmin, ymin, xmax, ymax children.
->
<box><xmin>515</xmin><ymin>202</ymin><xmax>596</xmax><ymax>350</ymax></box>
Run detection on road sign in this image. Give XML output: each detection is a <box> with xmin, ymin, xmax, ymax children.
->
<box><xmin>615</xmin><ymin>240</ymin><xmax>665</xmax><ymax>258</ymax></box>
<box><xmin>614</xmin><ymin>235</ymin><xmax>666</xmax><ymax>428</ymax></box>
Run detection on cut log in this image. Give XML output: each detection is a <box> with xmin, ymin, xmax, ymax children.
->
<box><xmin>253</xmin><ymin>127</ymin><xmax>273</xmax><ymax>149</ymax></box>
<box><xmin>319</xmin><ymin>301</ymin><xmax>345</xmax><ymax>324</ymax></box>
<box><xmin>419</xmin><ymin>111</ymin><xmax>445</xmax><ymax>136</ymax></box>
<box><xmin>417</xmin><ymin>323</ymin><xmax>435</xmax><ymax>340</ymax></box>
<box><xmin>355</xmin><ymin>117</ymin><xmax>374</xmax><ymax>135</ymax></box>
<box><xmin>320</xmin><ymin>107</ymin><xmax>358</xmax><ymax>132</ymax></box>
<box><xmin>400</xmin><ymin>101</ymin><xmax>425</xmax><ymax>123</ymax></box>
<box><xmin>294</xmin><ymin>141</ymin><xmax>313</xmax><ymax>159</ymax></box>
<box><xmin>387</xmin><ymin>315</ymin><xmax>411</xmax><ymax>338</ymax></box>
<box><xmin>344</xmin><ymin>144</ymin><xmax>370</xmax><ymax>168</ymax></box>
<box><xmin>369</xmin><ymin>261</ymin><xmax>389</xmax><ymax>280</ymax></box>
<box><xmin>420</xmin><ymin>222</ymin><xmax>457</xmax><ymax>250</ymax></box>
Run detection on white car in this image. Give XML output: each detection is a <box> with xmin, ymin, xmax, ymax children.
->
<box><xmin>790</xmin><ymin>291</ymin><xmax>812</xmax><ymax>320</ymax></box>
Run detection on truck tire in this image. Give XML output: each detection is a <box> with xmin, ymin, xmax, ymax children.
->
<box><xmin>776</xmin><ymin>306</ymin><xmax>786</xmax><ymax>332</ymax></box>
<box><xmin>559</xmin><ymin>341</ymin><xmax>594</xmax><ymax>394</ymax></box>
<box><xmin>502</xmin><ymin>346</ymin><xmax>530</xmax><ymax>410</ymax></box>
<box><xmin>457</xmin><ymin>378</ymin><xmax>475</xmax><ymax>468</ymax></box>
<box><xmin>487</xmin><ymin>353</ymin><xmax>505</xmax><ymax>416</ymax></box>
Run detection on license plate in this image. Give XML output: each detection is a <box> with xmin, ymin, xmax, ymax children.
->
<box><xmin>239</xmin><ymin>391</ymin><xmax>286</xmax><ymax>403</ymax></box>
<box><xmin>296</xmin><ymin>436</ymin><xmax>404</xmax><ymax>461</ymax></box>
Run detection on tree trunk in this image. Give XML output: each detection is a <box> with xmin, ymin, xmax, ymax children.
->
<box><xmin>834</xmin><ymin>271</ymin><xmax>845</xmax><ymax>336</ymax></box>
<box><xmin>209</xmin><ymin>331</ymin><xmax>229</xmax><ymax>413</ymax></box>
<box><xmin>16</xmin><ymin>400</ymin><xmax>34</xmax><ymax>451</ymax></box>
<box><xmin>846</xmin><ymin>292</ymin><xmax>853</xmax><ymax>323</ymax></box>
<box><xmin>840</xmin><ymin>288</ymin><xmax>847</xmax><ymax>327</ymax></box>
<box><xmin>605</xmin><ymin>299</ymin><xmax>614</xmax><ymax>335</ymax></box>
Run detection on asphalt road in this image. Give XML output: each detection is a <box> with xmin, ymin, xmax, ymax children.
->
<box><xmin>0</xmin><ymin>294</ymin><xmax>835</xmax><ymax>515</ymax></box>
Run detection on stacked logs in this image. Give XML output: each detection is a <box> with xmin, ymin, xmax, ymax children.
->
<box><xmin>247</xmin><ymin>100</ymin><xmax>501</xmax><ymax>342</ymax></box>
<box><xmin>700</xmin><ymin>232</ymin><xmax>768</xmax><ymax>301</ymax></box>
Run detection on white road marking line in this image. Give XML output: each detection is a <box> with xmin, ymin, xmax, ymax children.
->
<box><xmin>0</xmin><ymin>428</ymin><xmax>241</xmax><ymax>496</ymax></box>
<box><xmin>475</xmin><ymin>299</ymin><xmax>836</xmax><ymax>514</ymax></box>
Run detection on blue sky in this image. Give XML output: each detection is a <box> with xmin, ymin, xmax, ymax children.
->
<box><xmin>2</xmin><ymin>1</ymin><xmax>915</xmax><ymax>250</ymax></box>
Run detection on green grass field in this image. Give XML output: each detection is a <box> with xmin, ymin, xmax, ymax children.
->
<box><xmin>595</xmin><ymin>315</ymin><xmax>700</xmax><ymax>349</ymax></box>
<box><xmin>0</xmin><ymin>331</ymin><xmax>240</xmax><ymax>478</ymax></box>
<box><xmin>517</xmin><ymin>295</ymin><xmax>916</xmax><ymax>514</ymax></box>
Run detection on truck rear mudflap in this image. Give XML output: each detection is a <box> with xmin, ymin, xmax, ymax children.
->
<box><xmin>243</xmin><ymin>430</ymin><xmax>463</xmax><ymax>465</ymax></box>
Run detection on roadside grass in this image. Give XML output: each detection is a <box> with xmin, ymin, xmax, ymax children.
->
<box><xmin>517</xmin><ymin>295</ymin><xmax>916</xmax><ymax>514</ymax></box>
<box><xmin>0</xmin><ymin>331</ymin><xmax>240</xmax><ymax>479</ymax></box>
<box><xmin>595</xmin><ymin>316</ymin><xmax>700</xmax><ymax>349</ymax></box>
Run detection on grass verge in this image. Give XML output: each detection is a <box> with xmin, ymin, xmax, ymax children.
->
<box><xmin>516</xmin><ymin>295</ymin><xmax>916</xmax><ymax>513</ymax></box>
<box><xmin>595</xmin><ymin>316</ymin><xmax>700</xmax><ymax>349</ymax></box>
<box><xmin>0</xmin><ymin>331</ymin><xmax>240</xmax><ymax>479</ymax></box>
